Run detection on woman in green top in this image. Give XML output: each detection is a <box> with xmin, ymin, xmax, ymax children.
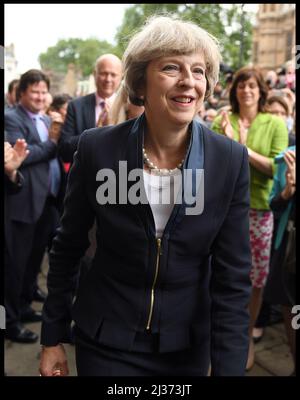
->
<box><xmin>211</xmin><ymin>67</ymin><xmax>288</xmax><ymax>370</ymax></box>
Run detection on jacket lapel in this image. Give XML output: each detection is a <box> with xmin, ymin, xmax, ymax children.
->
<box><xmin>125</xmin><ymin>114</ymin><xmax>156</xmax><ymax>237</ymax></box>
<box><xmin>85</xmin><ymin>94</ymin><xmax>96</xmax><ymax>128</ymax></box>
<box><xmin>16</xmin><ymin>105</ymin><xmax>43</xmax><ymax>143</ymax></box>
<box><xmin>124</xmin><ymin>116</ymin><xmax>206</xmax><ymax>238</ymax></box>
<box><xmin>164</xmin><ymin>120</ymin><xmax>205</xmax><ymax>234</ymax></box>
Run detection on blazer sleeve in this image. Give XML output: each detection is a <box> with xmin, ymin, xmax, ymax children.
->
<box><xmin>58</xmin><ymin>101</ymin><xmax>82</xmax><ymax>163</ymax></box>
<box><xmin>5</xmin><ymin>112</ymin><xmax>57</xmax><ymax>166</ymax></box>
<box><xmin>268</xmin><ymin>117</ymin><xmax>289</xmax><ymax>176</ymax></box>
<box><xmin>5</xmin><ymin>171</ymin><xmax>24</xmax><ymax>194</ymax></box>
<box><xmin>210</xmin><ymin>145</ymin><xmax>252</xmax><ymax>376</ymax></box>
<box><xmin>41</xmin><ymin>131</ymin><xmax>95</xmax><ymax>345</ymax></box>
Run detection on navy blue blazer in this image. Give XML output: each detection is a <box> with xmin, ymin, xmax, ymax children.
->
<box><xmin>41</xmin><ymin>115</ymin><xmax>252</xmax><ymax>375</ymax></box>
<box><xmin>5</xmin><ymin>105</ymin><xmax>65</xmax><ymax>223</ymax></box>
<box><xmin>58</xmin><ymin>93</ymin><xmax>96</xmax><ymax>163</ymax></box>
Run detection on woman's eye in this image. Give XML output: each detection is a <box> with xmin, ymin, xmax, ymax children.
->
<box><xmin>163</xmin><ymin>65</ymin><xmax>178</xmax><ymax>71</ymax></box>
<box><xmin>193</xmin><ymin>68</ymin><xmax>205</xmax><ymax>75</ymax></box>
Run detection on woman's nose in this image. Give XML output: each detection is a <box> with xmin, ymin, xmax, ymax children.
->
<box><xmin>178</xmin><ymin>70</ymin><xmax>194</xmax><ymax>87</ymax></box>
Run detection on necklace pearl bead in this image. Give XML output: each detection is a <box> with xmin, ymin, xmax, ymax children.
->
<box><xmin>143</xmin><ymin>147</ymin><xmax>184</xmax><ymax>176</ymax></box>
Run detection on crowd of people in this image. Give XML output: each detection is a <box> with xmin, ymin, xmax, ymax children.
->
<box><xmin>4</xmin><ymin>14</ymin><xmax>295</xmax><ymax>376</ymax></box>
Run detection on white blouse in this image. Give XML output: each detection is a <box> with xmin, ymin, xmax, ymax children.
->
<box><xmin>143</xmin><ymin>170</ymin><xmax>182</xmax><ymax>238</ymax></box>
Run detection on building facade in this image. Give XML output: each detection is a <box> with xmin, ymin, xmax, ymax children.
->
<box><xmin>4</xmin><ymin>44</ymin><xmax>20</xmax><ymax>93</ymax></box>
<box><xmin>252</xmin><ymin>4</ymin><xmax>295</xmax><ymax>70</ymax></box>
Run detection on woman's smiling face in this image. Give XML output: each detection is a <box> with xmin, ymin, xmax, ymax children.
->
<box><xmin>236</xmin><ymin>76</ymin><xmax>260</xmax><ymax>109</ymax></box>
<box><xmin>142</xmin><ymin>52</ymin><xmax>207</xmax><ymax>129</ymax></box>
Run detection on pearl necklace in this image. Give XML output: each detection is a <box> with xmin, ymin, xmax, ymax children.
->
<box><xmin>143</xmin><ymin>147</ymin><xmax>185</xmax><ymax>176</ymax></box>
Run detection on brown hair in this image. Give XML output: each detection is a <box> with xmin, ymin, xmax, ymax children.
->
<box><xmin>17</xmin><ymin>69</ymin><xmax>50</xmax><ymax>101</ymax></box>
<box><xmin>229</xmin><ymin>67</ymin><xmax>268</xmax><ymax>114</ymax></box>
<box><xmin>266</xmin><ymin>95</ymin><xmax>289</xmax><ymax>116</ymax></box>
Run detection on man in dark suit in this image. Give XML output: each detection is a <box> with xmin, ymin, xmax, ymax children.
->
<box><xmin>4</xmin><ymin>139</ymin><xmax>33</xmax><ymax>342</ymax></box>
<box><xmin>58</xmin><ymin>53</ymin><xmax>122</xmax><ymax>163</ymax></box>
<box><xmin>5</xmin><ymin>69</ymin><xmax>65</xmax><ymax>343</ymax></box>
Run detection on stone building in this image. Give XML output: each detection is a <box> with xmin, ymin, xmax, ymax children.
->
<box><xmin>43</xmin><ymin>63</ymin><xmax>81</xmax><ymax>97</ymax></box>
<box><xmin>76</xmin><ymin>73</ymin><xmax>96</xmax><ymax>97</ymax></box>
<box><xmin>252</xmin><ymin>4</ymin><xmax>295</xmax><ymax>70</ymax></box>
<box><xmin>61</xmin><ymin>63</ymin><xmax>79</xmax><ymax>97</ymax></box>
<box><xmin>4</xmin><ymin>43</ymin><xmax>20</xmax><ymax>93</ymax></box>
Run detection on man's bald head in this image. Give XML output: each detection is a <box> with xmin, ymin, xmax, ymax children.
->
<box><xmin>94</xmin><ymin>54</ymin><xmax>123</xmax><ymax>99</ymax></box>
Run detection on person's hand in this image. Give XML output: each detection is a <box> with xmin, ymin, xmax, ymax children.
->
<box><xmin>281</xmin><ymin>88</ymin><xmax>295</xmax><ymax>114</ymax></box>
<box><xmin>220</xmin><ymin>110</ymin><xmax>234</xmax><ymax>139</ymax></box>
<box><xmin>39</xmin><ymin>344</ymin><xmax>69</xmax><ymax>377</ymax></box>
<box><xmin>281</xmin><ymin>150</ymin><xmax>296</xmax><ymax>200</ymax></box>
<box><xmin>281</xmin><ymin>87</ymin><xmax>295</xmax><ymax>102</ymax></box>
<box><xmin>238</xmin><ymin>119</ymin><xmax>249</xmax><ymax>145</ymax></box>
<box><xmin>4</xmin><ymin>139</ymin><xmax>29</xmax><ymax>181</ymax></box>
<box><xmin>48</xmin><ymin>112</ymin><xmax>64</xmax><ymax>143</ymax></box>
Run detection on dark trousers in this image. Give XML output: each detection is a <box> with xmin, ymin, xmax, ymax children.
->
<box><xmin>74</xmin><ymin>326</ymin><xmax>209</xmax><ymax>376</ymax></box>
<box><xmin>5</xmin><ymin>197</ymin><xmax>59</xmax><ymax>327</ymax></box>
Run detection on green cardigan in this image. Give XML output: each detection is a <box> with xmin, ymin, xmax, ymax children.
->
<box><xmin>211</xmin><ymin>112</ymin><xmax>288</xmax><ymax>210</ymax></box>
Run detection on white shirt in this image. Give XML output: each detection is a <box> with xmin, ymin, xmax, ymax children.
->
<box><xmin>143</xmin><ymin>170</ymin><xmax>182</xmax><ymax>238</ymax></box>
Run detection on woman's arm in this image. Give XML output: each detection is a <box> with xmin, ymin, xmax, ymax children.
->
<box><xmin>245</xmin><ymin>147</ymin><xmax>273</xmax><ymax>178</ymax></box>
<box><xmin>246</xmin><ymin>116</ymin><xmax>288</xmax><ymax>178</ymax></box>
<box><xmin>40</xmin><ymin>131</ymin><xmax>96</xmax><ymax>376</ymax></box>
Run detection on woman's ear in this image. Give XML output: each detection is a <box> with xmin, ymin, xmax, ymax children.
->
<box><xmin>136</xmin><ymin>85</ymin><xmax>145</xmax><ymax>99</ymax></box>
<box><xmin>135</xmin><ymin>88</ymin><xmax>145</xmax><ymax>105</ymax></box>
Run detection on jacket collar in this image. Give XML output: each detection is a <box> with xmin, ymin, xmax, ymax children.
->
<box><xmin>84</xmin><ymin>93</ymin><xmax>96</xmax><ymax>128</ymax></box>
<box><xmin>126</xmin><ymin>113</ymin><xmax>204</xmax><ymax>171</ymax></box>
<box><xmin>125</xmin><ymin>114</ymin><xmax>205</xmax><ymax>237</ymax></box>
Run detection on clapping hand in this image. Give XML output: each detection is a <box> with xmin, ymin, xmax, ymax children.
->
<box><xmin>238</xmin><ymin>119</ymin><xmax>249</xmax><ymax>145</ymax></box>
<box><xmin>220</xmin><ymin>110</ymin><xmax>234</xmax><ymax>139</ymax></box>
<box><xmin>281</xmin><ymin>150</ymin><xmax>296</xmax><ymax>199</ymax></box>
<box><xmin>5</xmin><ymin>139</ymin><xmax>29</xmax><ymax>180</ymax></box>
<box><xmin>48</xmin><ymin>111</ymin><xmax>64</xmax><ymax>143</ymax></box>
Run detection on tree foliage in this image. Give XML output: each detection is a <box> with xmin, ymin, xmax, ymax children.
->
<box><xmin>39</xmin><ymin>38</ymin><xmax>117</xmax><ymax>77</ymax></box>
<box><xmin>39</xmin><ymin>4</ymin><xmax>254</xmax><ymax>77</ymax></box>
<box><xmin>115</xmin><ymin>4</ymin><xmax>254</xmax><ymax>71</ymax></box>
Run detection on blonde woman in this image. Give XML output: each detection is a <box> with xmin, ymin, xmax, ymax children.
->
<box><xmin>40</xmin><ymin>15</ymin><xmax>251</xmax><ymax>376</ymax></box>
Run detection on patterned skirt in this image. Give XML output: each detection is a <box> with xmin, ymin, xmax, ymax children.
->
<box><xmin>249</xmin><ymin>209</ymin><xmax>274</xmax><ymax>289</ymax></box>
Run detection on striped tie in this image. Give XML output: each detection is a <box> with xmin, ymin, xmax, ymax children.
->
<box><xmin>97</xmin><ymin>100</ymin><xmax>108</xmax><ymax>127</ymax></box>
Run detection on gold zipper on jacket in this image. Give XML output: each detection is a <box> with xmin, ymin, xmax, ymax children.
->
<box><xmin>146</xmin><ymin>238</ymin><xmax>162</xmax><ymax>330</ymax></box>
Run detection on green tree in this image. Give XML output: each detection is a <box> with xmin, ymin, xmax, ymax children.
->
<box><xmin>115</xmin><ymin>4</ymin><xmax>253</xmax><ymax>71</ymax></box>
<box><xmin>114</xmin><ymin>4</ymin><xmax>183</xmax><ymax>55</ymax></box>
<box><xmin>39</xmin><ymin>38</ymin><xmax>117</xmax><ymax>77</ymax></box>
